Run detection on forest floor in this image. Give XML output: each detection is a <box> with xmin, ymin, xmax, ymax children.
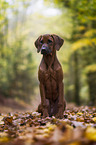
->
<box><xmin>0</xmin><ymin>94</ymin><xmax>39</xmax><ymax>114</ymax></box>
<box><xmin>0</xmin><ymin>97</ymin><xmax>96</xmax><ymax>145</ymax></box>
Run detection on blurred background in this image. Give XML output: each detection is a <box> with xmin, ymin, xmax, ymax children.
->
<box><xmin>0</xmin><ymin>0</ymin><xmax>96</xmax><ymax>112</ymax></box>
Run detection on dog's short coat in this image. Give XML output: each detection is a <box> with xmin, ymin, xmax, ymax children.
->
<box><xmin>35</xmin><ymin>34</ymin><xmax>66</xmax><ymax>118</ymax></box>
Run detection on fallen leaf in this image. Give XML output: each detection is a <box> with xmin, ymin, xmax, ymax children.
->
<box><xmin>85</xmin><ymin>127</ymin><xmax>96</xmax><ymax>141</ymax></box>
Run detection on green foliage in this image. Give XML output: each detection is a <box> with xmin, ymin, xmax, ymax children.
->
<box><xmin>68</xmin><ymin>0</ymin><xmax>96</xmax><ymax>105</ymax></box>
<box><xmin>72</xmin><ymin>38</ymin><xmax>96</xmax><ymax>51</ymax></box>
<box><xmin>85</xmin><ymin>64</ymin><xmax>96</xmax><ymax>73</ymax></box>
<box><xmin>0</xmin><ymin>0</ymin><xmax>36</xmax><ymax>102</ymax></box>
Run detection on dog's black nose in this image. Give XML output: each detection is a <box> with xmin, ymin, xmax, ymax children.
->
<box><xmin>41</xmin><ymin>47</ymin><xmax>47</xmax><ymax>54</ymax></box>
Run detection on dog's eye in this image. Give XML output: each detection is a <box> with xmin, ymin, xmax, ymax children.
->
<box><xmin>48</xmin><ymin>39</ymin><xmax>52</xmax><ymax>43</ymax></box>
<box><xmin>40</xmin><ymin>40</ymin><xmax>43</xmax><ymax>44</ymax></box>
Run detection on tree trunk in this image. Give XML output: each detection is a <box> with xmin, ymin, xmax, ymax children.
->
<box><xmin>74</xmin><ymin>51</ymin><xmax>80</xmax><ymax>105</ymax></box>
<box><xmin>87</xmin><ymin>72</ymin><xmax>96</xmax><ymax>106</ymax></box>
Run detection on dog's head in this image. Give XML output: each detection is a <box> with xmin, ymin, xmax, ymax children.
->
<box><xmin>34</xmin><ymin>34</ymin><xmax>64</xmax><ymax>55</ymax></box>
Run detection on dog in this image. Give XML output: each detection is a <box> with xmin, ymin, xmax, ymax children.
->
<box><xmin>34</xmin><ymin>34</ymin><xmax>66</xmax><ymax>118</ymax></box>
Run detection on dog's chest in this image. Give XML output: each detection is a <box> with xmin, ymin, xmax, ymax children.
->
<box><xmin>44</xmin><ymin>67</ymin><xmax>57</xmax><ymax>82</ymax></box>
<box><xmin>44</xmin><ymin>68</ymin><xmax>58</xmax><ymax>100</ymax></box>
<box><xmin>44</xmin><ymin>68</ymin><xmax>58</xmax><ymax>98</ymax></box>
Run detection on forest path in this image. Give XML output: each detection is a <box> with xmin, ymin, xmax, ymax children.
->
<box><xmin>0</xmin><ymin>104</ymin><xmax>96</xmax><ymax>145</ymax></box>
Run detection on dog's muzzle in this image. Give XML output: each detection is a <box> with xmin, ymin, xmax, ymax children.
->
<box><xmin>41</xmin><ymin>46</ymin><xmax>52</xmax><ymax>55</ymax></box>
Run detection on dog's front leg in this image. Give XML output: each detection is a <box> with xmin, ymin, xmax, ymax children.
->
<box><xmin>56</xmin><ymin>82</ymin><xmax>64</xmax><ymax>118</ymax></box>
<box><xmin>56</xmin><ymin>68</ymin><xmax>66</xmax><ymax>118</ymax></box>
<box><xmin>39</xmin><ymin>83</ymin><xmax>49</xmax><ymax>117</ymax></box>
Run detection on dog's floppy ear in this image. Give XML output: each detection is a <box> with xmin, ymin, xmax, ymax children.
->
<box><xmin>52</xmin><ymin>34</ymin><xmax>64</xmax><ymax>51</ymax></box>
<box><xmin>34</xmin><ymin>35</ymin><xmax>42</xmax><ymax>53</ymax></box>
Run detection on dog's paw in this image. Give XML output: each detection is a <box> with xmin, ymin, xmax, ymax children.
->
<box><xmin>55</xmin><ymin>108</ymin><xmax>64</xmax><ymax>119</ymax></box>
<box><xmin>43</xmin><ymin>109</ymin><xmax>49</xmax><ymax>118</ymax></box>
<box><xmin>55</xmin><ymin>113</ymin><xmax>63</xmax><ymax>119</ymax></box>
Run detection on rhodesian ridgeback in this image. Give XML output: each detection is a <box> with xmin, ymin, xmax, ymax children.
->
<box><xmin>35</xmin><ymin>34</ymin><xmax>66</xmax><ymax>118</ymax></box>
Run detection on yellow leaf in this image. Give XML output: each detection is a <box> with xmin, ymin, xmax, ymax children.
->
<box><xmin>85</xmin><ymin>64</ymin><xmax>96</xmax><ymax>73</ymax></box>
<box><xmin>48</xmin><ymin>124</ymin><xmax>56</xmax><ymax>131</ymax></box>
<box><xmin>84</xmin><ymin>29</ymin><xmax>96</xmax><ymax>37</ymax></box>
<box><xmin>92</xmin><ymin>117</ymin><xmax>96</xmax><ymax>123</ymax></box>
<box><xmin>77</xmin><ymin>112</ymin><xmax>83</xmax><ymax>116</ymax></box>
<box><xmin>66</xmin><ymin>124</ymin><xmax>73</xmax><ymax>130</ymax></box>
<box><xmin>0</xmin><ymin>132</ymin><xmax>9</xmax><ymax>143</ymax></box>
<box><xmin>43</xmin><ymin>133</ymin><xmax>50</xmax><ymax>138</ymax></box>
<box><xmin>72</xmin><ymin>39</ymin><xmax>92</xmax><ymax>51</ymax></box>
<box><xmin>0</xmin><ymin>116</ymin><xmax>4</xmax><ymax>125</ymax></box>
<box><xmin>78</xmin><ymin>26</ymin><xmax>86</xmax><ymax>31</ymax></box>
<box><xmin>68</xmin><ymin>141</ymin><xmax>80</xmax><ymax>145</ymax></box>
<box><xmin>85</xmin><ymin>127</ymin><xmax>96</xmax><ymax>141</ymax></box>
<box><xmin>43</xmin><ymin>128</ymin><xmax>49</xmax><ymax>133</ymax></box>
<box><xmin>0</xmin><ymin>137</ymin><xmax>9</xmax><ymax>143</ymax></box>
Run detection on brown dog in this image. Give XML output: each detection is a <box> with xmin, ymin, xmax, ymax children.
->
<box><xmin>34</xmin><ymin>34</ymin><xmax>66</xmax><ymax>118</ymax></box>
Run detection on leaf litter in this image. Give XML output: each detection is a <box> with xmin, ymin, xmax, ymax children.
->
<box><xmin>0</xmin><ymin>106</ymin><xmax>96</xmax><ymax>145</ymax></box>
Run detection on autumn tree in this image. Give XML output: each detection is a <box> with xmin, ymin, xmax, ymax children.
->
<box><xmin>0</xmin><ymin>0</ymin><xmax>36</xmax><ymax>102</ymax></box>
